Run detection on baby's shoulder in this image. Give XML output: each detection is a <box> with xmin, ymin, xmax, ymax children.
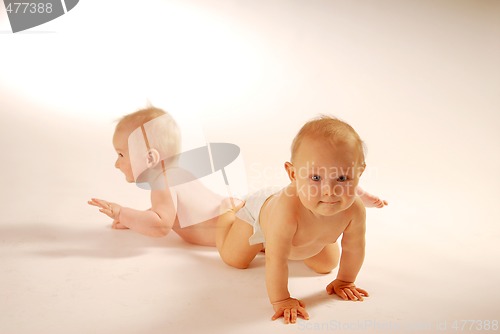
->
<box><xmin>274</xmin><ymin>187</ymin><xmax>301</xmax><ymax>209</ymax></box>
<box><xmin>344</xmin><ymin>197</ymin><xmax>366</xmax><ymax>225</ymax></box>
<box><xmin>352</xmin><ymin>196</ymin><xmax>366</xmax><ymax>213</ymax></box>
<box><xmin>263</xmin><ymin>187</ymin><xmax>299</xmax><ymax>222</ymax></box>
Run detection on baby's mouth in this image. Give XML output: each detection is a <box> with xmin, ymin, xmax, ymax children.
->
<box><xmin>320</xmin><ymin>200</ymin><xmax>339</xmax><ymax>205</ymax></box>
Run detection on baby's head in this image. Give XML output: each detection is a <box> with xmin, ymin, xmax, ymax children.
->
<box><xmin>113</xmin><ymin>106</ymin><xmax>181</xmax><ymax>184</ymax></box>
<box><xmin>290</xmin><ymin>115</ymin><xmax>365</xmax><ymax>164</ymax></box>
<box><xmin>286</xmin><ymin>115</ymin><xmax>366</xmax><ymax>215</ymax></box>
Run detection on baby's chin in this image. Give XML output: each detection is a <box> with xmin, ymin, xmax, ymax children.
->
<box><xmin>315</xmin><ymin>205</ymin><xmax>343</xmax><ymax>217</ymax></box>
<box><xmin>315</xmin><ymin>200</ymin><xmax>354</xmax><ymax>216</ymax></box>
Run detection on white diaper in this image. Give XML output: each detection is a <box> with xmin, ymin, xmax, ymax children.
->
<box><xmin>236</xmin><ymin>187</ymin><xmax>281</xmax><ymax>245</ymax></box>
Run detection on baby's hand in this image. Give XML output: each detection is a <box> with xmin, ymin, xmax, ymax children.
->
<box><xmin>111</xmin><ymin>218</ymin><xmax>128</xmax><ymax>230</ymax></box>
<box><xmin>271</xmin><ymin>297</ymin><xmax>309</xmax><ymax>324</ymax></box>
<box><xmin>326</xmin><ymin>279</ymin><xmax>369</xmax><ymax>301</ymax></box>
<box><xmin>88</xmin><ymin>198</ymin><xmax>122</xmax><ymax>222</ymax></box>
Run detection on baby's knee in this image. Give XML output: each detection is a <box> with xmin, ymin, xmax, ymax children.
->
<box><xmin>309</xmin><ymin>261</ymin><xmax>338</xmax><ymax>274</ymax></box>
<box><xmin>304</xmin><ymin>251</ymin><xmax>339</xmax><ymax>274</ymax></box>
<box><xmin>222</xmin><ymin>255</ymin><xmax>251</xmax><ymax>270</ymax></box>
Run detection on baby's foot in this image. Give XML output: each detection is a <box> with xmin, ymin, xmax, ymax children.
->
<box><xmin>356</xmin><ymin>187</ymin><xmax>388</xmax><ymax>208</ymax></box>
<box><xmin>219</xmin><ymin>198</ymin><xmax>245</xmax><ymax>215</ymax></box>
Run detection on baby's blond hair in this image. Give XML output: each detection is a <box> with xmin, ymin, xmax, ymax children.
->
<box><xmin>116</xmin><ymin>106</ymin><xmax>181</xmax><ymax>160</ymax></box>
<box><xmin>291</xmin><ymin>115</ymin><xmax>365</xmax><ymax>165</ymax></box>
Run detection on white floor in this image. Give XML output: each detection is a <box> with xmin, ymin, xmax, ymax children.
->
<box><xmin>1</xmin><ymin>192</ymin><xmax>499</xmax><ymax>334</ymax></box>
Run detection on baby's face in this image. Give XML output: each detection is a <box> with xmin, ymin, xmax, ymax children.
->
<box><xmin>290</xmin><ymin>137</ymin><xmax>364</xmax><ymax>216</ymax></box>
<box><xmin>112</xmin><ymin>127</ymin><xmax>135</xmax><ymax>183</ymax></box>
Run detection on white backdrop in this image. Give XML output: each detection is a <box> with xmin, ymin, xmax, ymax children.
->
<box><xmin>1</xmin><ymin>1</ymin><xmax>499</xmax><ymax>333</ymax></box>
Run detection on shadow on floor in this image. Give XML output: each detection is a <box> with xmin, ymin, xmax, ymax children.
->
<box><xmin>0</xmin><ymin>222</ymin><xmax>183</xmax><ymax>259</ymax></box>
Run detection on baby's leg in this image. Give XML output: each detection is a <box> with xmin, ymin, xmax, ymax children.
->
<box><xmin>216</xmin><ymin>212</ymin><xmax>263</xmax><ymax>269</ymax></box>
<box><xmin>356</xmin><ymin>187</ymin><xmax>388</xmax><ymax>208</ymax></box>
<box><xmin>303</xmin><ymin>242</ymin><xmax>340</xmax><ymax>274</ymax></box>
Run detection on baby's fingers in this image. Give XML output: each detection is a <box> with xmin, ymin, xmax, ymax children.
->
<box><xmin>288</xmin><ymin>306</ymin><xmax>309</xmax><ymax>323</ymax></box>
<box><xmin>345</xmin><ymin>288</ymin><xmax>366</xmax><ymax>301</ymax></box>
<box><xmin>99</xmin><ymin>208</ymin><xmax>112</xmax><ymax>217</ymax></box>
<box><xmin>352</xmin><ymin>289</ymin><xmax>366</xmax><ymax>301</ymax></box>
<box><xmin>88</xmin><ymin>199</ymin><xmax>100</xmax><ymax>207</ymax></box>
<box><xmin>88</xmin><ymin>198</ymin><xmax>107</xmax><ymax>208</ymax></box>
<box><xmin>335</xmin><ymin>288</ymin><xmax>349</xmax><ymax>300</ymax></box>
<box><xmin>276</xmin><ymin>308</ymin><xmax>293</xmax><ymax>324</ymax></box>
<box><xmin>356</xmin><ymin>287</ymin><xmax>369</xmax><ymax>298</ymax></box>
<box><xmin>342</xmin><ymin>287</ymin><xmax>368</xmax><ymax>301</ymax></box>
<box><xmin>290</xmin><ymin>308</ymin><xmax>298</xmax><ymax>324</ymax></box>
<box><xmin>272</xmin><ymin>309</ymin><xmax>284</xmax><ymax>321</ymax></box>
<box><xmin>283</xmin><ymin>309</ymin><xmax>291</xmax><ymax>324</ymax></box>
<box><xmin>297</xmin><ymin>306</ymin><xmax>309</xmax><ymax>321</ymax></box>
<box><xmin>272</xmin><ymin>307</ymin><xmax>309</xmax><ymax>324</ymax></box>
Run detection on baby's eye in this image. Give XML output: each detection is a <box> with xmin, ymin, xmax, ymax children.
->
<box><xmin>311</xmin><ymin>175</ymin><xmax>321</xmax><ymax>182</ymax></box>
<box><xmin>118</xmin><ymin>153</ymin><xmax>124</xmax><ymax>158</ymax></box>
<box><xmin>337</xmin><ymin>175</ymin><xmax>348</xmax><ymax>182</ymax></box>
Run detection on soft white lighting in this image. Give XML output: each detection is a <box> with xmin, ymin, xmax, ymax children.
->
<box><xmin>0</xmin><ymin>0</ymin><xmax>262</xmax><ymax>121</ymax></box>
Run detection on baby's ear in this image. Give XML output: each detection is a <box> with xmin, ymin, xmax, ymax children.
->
<box><xmin>358</xmin><ymin>163</ymin><xmax>366</xmax><ymax>177</ymax></box>
<box><xmin>146</xmin><ymin>149</ymin><xmax>161</xmax><ymax>168</ymax></box>
<box><xmin>284</xmin><ymin>162</ymin><xmax>296</xmax><ymax>182</ymax></box>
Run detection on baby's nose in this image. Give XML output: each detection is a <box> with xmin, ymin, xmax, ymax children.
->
<box><xmin>321</xmin><ymin>182</ymin><xmax>334</xmax><ymax>196</ymax></box>
<box><xmin>322</xmin><ymin>181</ymin><xmax>343</xmax><ymax>197</ymax></box>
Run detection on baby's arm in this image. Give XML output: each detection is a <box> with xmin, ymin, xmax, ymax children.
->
<box><xmin>88</xmin><ymin>187</ymin><xmax>177</xmax><ymax>237</ymax></box>
<box><xmin>326</xmin><ymin>202</ymin><xmax>369</xmax><ymax>300</ymax></box>
<box><xmin>265</xmin><ymin>208</ymin><xmax>309</xmax><ymax>324</ymax></box>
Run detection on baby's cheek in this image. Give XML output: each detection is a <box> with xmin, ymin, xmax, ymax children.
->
<box><xmin>339</xmin><ymin>183</ymin><xmax>356</xmax><ymax>197</ymax></box>
<box><xmin>298</xmin><ymin>182</ymin><xmax>320</xmax><ymax>197</ymax></box>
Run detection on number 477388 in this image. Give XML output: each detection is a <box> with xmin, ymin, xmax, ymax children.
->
<box><xmin>6</xmin><ymin>2</ymin><xmax>53</xmax><ymax>14</ymax></box>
